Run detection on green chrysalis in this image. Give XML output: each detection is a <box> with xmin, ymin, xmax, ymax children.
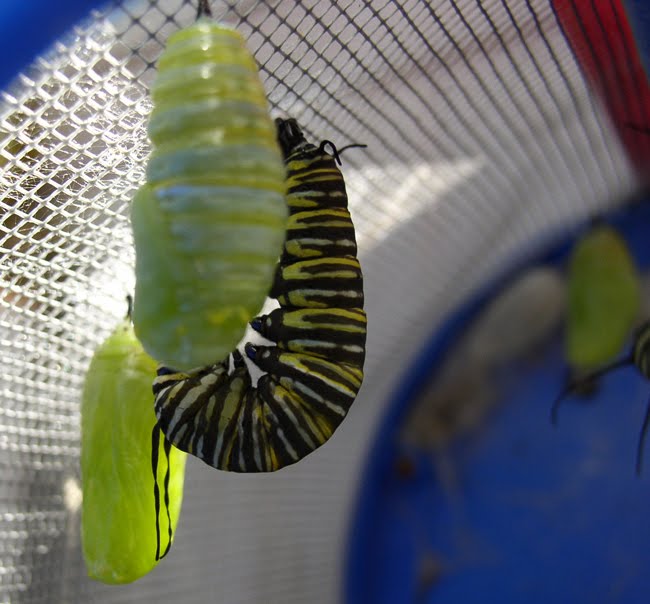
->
<box><xmin>552</xmin><ymin>222</ymin><xmax>650</xmax><ymax>474</ymax></box>
<box><xmin>131</xmin><ymin>17</ymin><xmax>287</xmax><ymax>370</ymax></box>
<box><xmin>566</xmin><ymin>224</ymin><xmax>640</xmax><ymax>369</ymax></box>
<box><xmin>81</xmin><ymin>316</ymin><xmax>187</xmax><ymax>584</ymax></box>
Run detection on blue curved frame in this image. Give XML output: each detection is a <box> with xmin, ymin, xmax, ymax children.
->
<box><xmin>0</xmin><ymin>0</ymin><xmax>107</xmax><ymax>90</ymax></box>
<box><xmin>624</xmin><ymin>0</ymin><xmax>650</xmax><ymax>78</ymax></box>
<box><xmin>344</xmin><ymin>195</ymin><xmax>650</xmax><ymax>603</ymax></box>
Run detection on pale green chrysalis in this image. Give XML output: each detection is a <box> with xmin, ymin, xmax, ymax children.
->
<box><xmin>566</xmin><ymin>224</ymin><xmax>640</xmax><ymax>369</ymax></box>
<box><xmin>131</xmin><ymin>18</ymin><xmax>287</xmax><ymax>370</ymax></box>
<box><xmin>553</xmin><ymin>227</ymin><xmax>650</xmax><ymax>473</ymax></box>
<box><xmin>81</xmin><ymin>315</ymin><xmax>187</xmax><ymax>584</ymax></box>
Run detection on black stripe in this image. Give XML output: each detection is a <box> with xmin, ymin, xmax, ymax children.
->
<box><xmin>268</xmin><ymin>384</ymin><xmax>325</xmax><ymax>450</ymax></box>
<box><xmin>255</xmin><ymin>384</ymin><xmax>301</xmax><ymax>469</ymax></box>
<box><xmin>166</xmin><ymin>380</ymin><xmax>214</xmax><ymax>443</ymax></box>
<box><xmin>287</xmin><ymin>155</ymin><xmax>337</xmax><ymax>175</ymax></box>
<box><xmin>201</xmin><ymin>369</ymin><xmax>246</xmax><ymax>466</ymax></box>
<box><xmin>276</xmin><ymin>288</ymin><xmax>364</xmax><ymax>310</ymax></box>
<box><xmin>155</xmin><ymin>378</ymin><xmax>197</xmax><ymax>429</ymax></box>
<box><xmin>260</xmin><ymin>372</ymin><xmax>349</xmax><ymax>427</ymax></box>
<box><xmin>286</xmin><ymin>179</ymin><xmax>347</xmax><ymax>197</ymax></box>
<box><xmin>151</xmin><ymin>424</ymin><xmax>162</xmax><ymax>562</ymax></box>
<box><xmin>160</xmin><ymin>436</ymin><xmax>173</xmax><ymax>559</ymax></box>
<box><xmin>255</xmin><ymin>309</ymin><xmax>366</xmax><ymax>365</ymax></box>
<box><xmin>263</xmin><ymin>394</ymin><xmax>314</xmax><ymax>460</ymax></box>
<box><xmin>237</xmin><ymin>389</ymin><xmax>260</xmax><ymax>471</ymax></box>
<box><xmin>214</xmin><ymin>369</ymin><xmax>250</xmax><ymax>468</ymax></box>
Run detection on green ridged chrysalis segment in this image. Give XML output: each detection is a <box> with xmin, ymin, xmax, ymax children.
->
<box><xmin>132</xmin><ymin>19</ymin><xmax>287</xmax><ymax>370</ymax></box>
<box><xmin>567</xmin><ymin>225</ymin><xmax>640</xmax><ymax>368</ymax></box>
<box><xmin>81</xmin><ymin>319</ymin><xmax>187</xmax><ymax>584</ymax></box>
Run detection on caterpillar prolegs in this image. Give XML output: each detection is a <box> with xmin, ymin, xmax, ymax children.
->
<box><xmin>153</xmin><ymin>118</ymin><xmax>367</xmax><ymax>471</ymax></box>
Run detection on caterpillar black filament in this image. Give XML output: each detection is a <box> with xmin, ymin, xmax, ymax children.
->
<box><xmin>152</xmin><ymin>118</ymin><xmax>367</xmax><ymax>471</ymax></box>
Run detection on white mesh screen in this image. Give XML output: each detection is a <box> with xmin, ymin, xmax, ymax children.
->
<box><xmin>0</xmin><ymin>0</ymin><xmax>641</xmax><ymax>602</ymax></box>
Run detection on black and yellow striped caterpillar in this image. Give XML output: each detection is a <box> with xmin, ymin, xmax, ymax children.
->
<box><xmin>552</xmin><ymin>320</ymin><xmax>650</xmax><ymax>474</ymax></box>
<box><xmin>152</xmin><ymin>118</ymin><xmax>367</xmax><ymax>471</ymax></box>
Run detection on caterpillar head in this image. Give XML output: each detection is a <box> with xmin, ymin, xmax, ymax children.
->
<box><xmin>275</xmin><ymin>118</ymin><xmax>307</xmax><ymax>158</ymax></box>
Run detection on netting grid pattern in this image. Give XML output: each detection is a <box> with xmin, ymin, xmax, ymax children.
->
<box><xmin>0</xmin><ymin>0</ymin><xmax>641</xmax><ymax>602</ymax></box>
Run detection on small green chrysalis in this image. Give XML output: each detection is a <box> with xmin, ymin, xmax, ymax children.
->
<box><xmin>566</xmin><ymin>224</ymin><xmax>640</xmax><ymax>369</ymax></box>
<box><xmin>81</xmin><ymin>315</ymin><xmax>187</xmax><ymax>584</ymax></box>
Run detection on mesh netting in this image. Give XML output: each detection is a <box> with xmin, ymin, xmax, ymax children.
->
<box><xmin>0</xmin><ymin>0</ymin><xmax>643</xmax><ymax>602</ymax></box>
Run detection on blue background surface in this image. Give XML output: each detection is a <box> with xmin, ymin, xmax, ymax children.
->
<box><xmin>624</xmin><ymin>0</ymin><xmax>650</xmax><ymax>79</ymax></box>
<box><xmin>345</xmin><ymin>196</ymin><xmax>650</xmax><ymax>604</ymax></box>
<box><xmin>0</xmin><ymin>0</ymin><xmax>106</xmax><ymax>90</ymax></box>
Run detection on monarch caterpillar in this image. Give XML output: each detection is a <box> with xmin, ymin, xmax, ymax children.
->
<box><xmin>552</xmin><ymin>321</ymin><xmax>650</xmax><ymax>475</ymax></box>
<box><xmin>565</xmin><ymin>223</ymin><xmax>640</xmax><ymax>371</ymax></box>
<box><xmin>152</xmin><ymin>118</ymin><xmax>367</xmax><ymax>471</ymax></box>
<box><xmin>131</xmin><ymin>11</ymin><xmax>287</xmax><ymax>370</ymax></box>
<box><xmin>81</xmin><ymin>305</ymin><xmax>186</xmax><ymax>583</ymax></box>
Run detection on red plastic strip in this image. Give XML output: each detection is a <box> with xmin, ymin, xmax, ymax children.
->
<box><xmin>552</xmin><ymin>0</ymin><xmax>650</xmax><ymax>179</ymax></box>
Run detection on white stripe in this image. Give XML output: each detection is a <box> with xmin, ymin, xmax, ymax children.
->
<box><xmin>272</xmin><ymin>391</ymin><xmax>316</xmax><ymax>450</ymax></box>
<box><xmin>165</xmin><ymin>385</ymin><xmax>204</xmax><ymax>435</ymax></box>
<box><xmin>272</xmin><ymin>425</ymin><xmax>298</xmax><ymax>461</ymax></box>
<box><xmin>288</xmin><ymin>379</ymin><xmax>347</xmax><ymax>416</ymax></box>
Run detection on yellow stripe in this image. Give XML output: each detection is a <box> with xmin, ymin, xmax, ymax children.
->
<box><xmin>281</xmin><ymin>257</ymin><xmax>361</xmax><ymax>280</ymax></box>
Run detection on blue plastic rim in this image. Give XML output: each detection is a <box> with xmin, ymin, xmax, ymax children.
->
<box><xmin>345</xmin><ymin>196</ymin><xmax>650</xmax><ymax>604</ymax></box>
<box><xmin>0</xmin><ymin>0</ymin><xmax>107</xmax><ymax>91</ymax></box>
<box><xmin>624</xmin><ymin>0</ymin><xmax>650</xmax><ymax>79</ymax></box>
